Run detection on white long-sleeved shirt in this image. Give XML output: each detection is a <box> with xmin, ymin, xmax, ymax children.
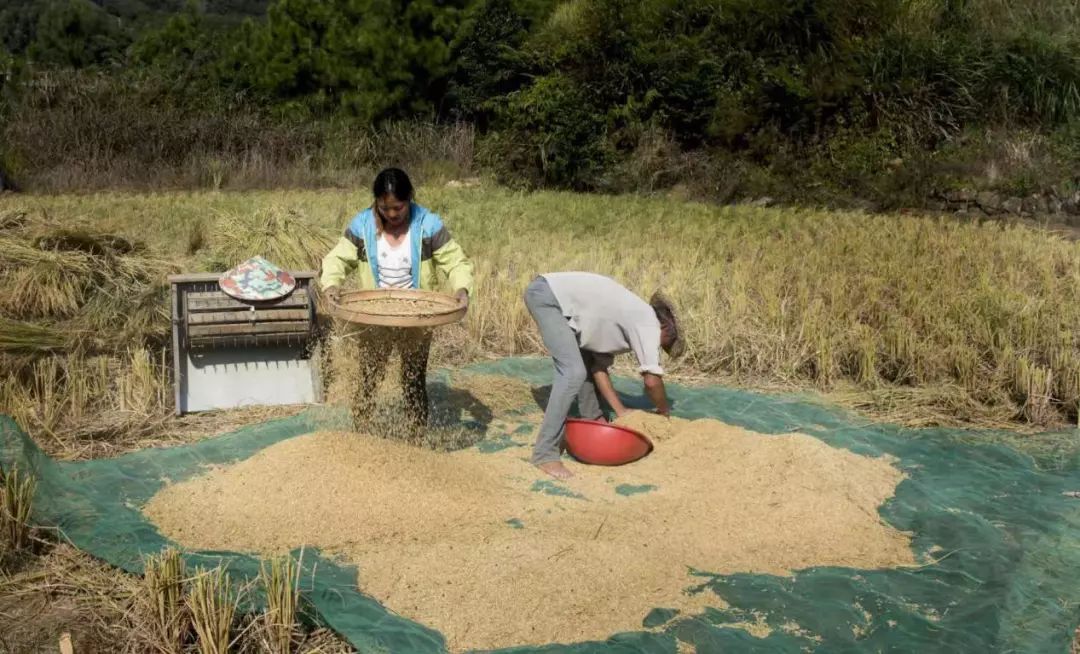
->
<box><xmin>541</xmin><ymin>272</ymin><xmax>664</xmax><ymax>375</ymax></box>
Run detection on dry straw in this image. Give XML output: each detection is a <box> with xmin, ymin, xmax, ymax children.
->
<box><xmin>209</xmin><ymin>207</ymin><xmax>333</xmax><ymax>271</ymax></box>
<box><xmin>0</xmin><ymin>464</ymin><xmax>35</xmax><ymax>553</ymax></box>
<box><xmin>0</xmin><ymin>541</ymin><xmax>348</xmax><ymax>652</ymax></box>
<box><xmin>3</xmin><ymin>188</ymin><xmax>1080</xmax><ymax>465</ymax></box>
<box><xmin>0</xmin><ymin>317</ymin><xmax>69</xmax><ymax>355</ymax></box>
<box><xmin>143</xmin><ymin>547</ymin><xmax>190</xmax><ymax>654</ymax></box>
<box><xmin>187</xmin><ymin>566</ymin><xmax>239</xmax><ymax>654</ymax></box>
<box><xmin>259</xmin><ymin>554</ymin><xmax>301</xmax><ymax>653</ymax></box>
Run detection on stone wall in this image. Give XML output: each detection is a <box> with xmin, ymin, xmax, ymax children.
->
<box><xmin>928</xmin><ymin>189</ymin><xmax>1080</xmax><ymax>225</ymax></box>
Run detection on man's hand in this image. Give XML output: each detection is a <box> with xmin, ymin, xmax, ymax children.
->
<box><xmin>456</xmin><ymin>288</ymin><xmax>469</xmax><ymax>308</ymax></box>
<box><xmin>593</xmin><ymin>369</ymin><xmax>628</xmax><ymax>419</ymax></box>
<box><xmin>324</xmin><ymin>286</ymin><xmax>342</xmax><ymax>304</ymax></box>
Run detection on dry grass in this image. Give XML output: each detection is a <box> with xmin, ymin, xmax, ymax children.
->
<box><xmin>208</xmin><ymin>207</ymin><xmax>335</xmax><ymax>272</ymax></box>
<box><xmin>0</xmin><ymin>542</ymin><xmax>139</xmax><ymax>652</ymax></box>
<box><xmin>142</xmin><ymin>548</ymin><xmax>189</xmax><ymax>654</ymax></box>
<box><xmin>0</xmin><ymin>465</ymin><xmax>35</xmax><ymax>555</ymax></box>
<box><xmin>0</xmin><ymin>317</ymin><xmax>69</xmax><ymax>355</ymax></box>
<box><xmin>255</xmin><ymin>187</ymin><xmax>1080</xmax><ymax>428</ymax></box>
<box><xmin>0</xmin><ymin>466</ymin><xmax>328</xmax><ymax>651</ymax></box>
<box><xmin>3</xmin><ymin>71</ymin><xmax>478</xmax><ymax>193</ymax></box>
<box><xmin>188</xmin><ymin>566</ymin><xmax>238</xmax><ymax>654</ymax></box>
<box><xmin>0</xmin><ymin>240</ymin><xmax>90</xmax><ymax>319</ymax></box>
<box><xmin>1</xmin><ymin>186</ymin><xmax>1080</xmax><ymax>452</ymax></box>
<box><xmin>258</xmin><ymin>555</ymin><xmax>301</xmax><ymax>654</ymax></box>
<box><xmin>0</xmin><ymin>349</ymin><xmax>171</xmax><ymax>456</ymax></box>
<box><xmin>0</xmin><ymin>228</ymin><xmax>173</xmax><ymax>336</ymax></box>
<box><xmin>0</xmin><ymin>540</ymin><xmax>354</xmax><ymax>653</ymax></box>
<box><xmin>438</xmin><ymin>188</ymin><xmax>1080</xmax><ymax>434</ymax></box>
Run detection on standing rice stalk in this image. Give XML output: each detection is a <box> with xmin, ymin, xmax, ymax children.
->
<box><xmin>259</xmin><ymin>554</ymin><xmax>301</xmax><ymax>653</ymax></box>
<box><xmin>187</xmin><ymin>566</ymin><xmax>239</xmax><ymax>654</ymax></box>
<box><xmin>0</xmin><ymin>464</ymin><xmax>36</xmax><ymax>552</ymax></box>
<box><xmin>143</xmin><ymin>547</ymin><xmax>189</xmax><ymax>654</ymax></box>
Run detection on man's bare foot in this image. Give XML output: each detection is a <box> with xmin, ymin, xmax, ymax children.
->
<box><xmin>536</xmin><ymin>461</ymin><xmax>574</xmax><ymax>480</ymax></box>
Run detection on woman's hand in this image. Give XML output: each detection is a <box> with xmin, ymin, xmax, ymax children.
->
<box><xmin>456</xmin><ymin>288</ymin><xmax>469</xmax><ymax>308</ymax></box>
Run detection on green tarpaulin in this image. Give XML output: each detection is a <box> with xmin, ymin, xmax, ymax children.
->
<box><xmin>2</xmin><ymin>357</ymin><xmax>1079</xmax><ymax>653</ymax></box>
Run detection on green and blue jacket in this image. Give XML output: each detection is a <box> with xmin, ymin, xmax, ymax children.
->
<box><xmin>319</xmin><ymin>203</ymin><xmax>474</xmax><ymax>295</ymax></box>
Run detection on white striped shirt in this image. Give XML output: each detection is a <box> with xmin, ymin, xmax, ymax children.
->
<box><xmin>376</xmin><ymin>230</ymin><xmax>413</xmax><ymax>289</ymax></box>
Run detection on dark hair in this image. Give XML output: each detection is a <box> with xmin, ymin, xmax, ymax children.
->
<box><xmin>373</xmin><ymin>167</ymin><xmax>414</xmax><ymax>202</ymax></box>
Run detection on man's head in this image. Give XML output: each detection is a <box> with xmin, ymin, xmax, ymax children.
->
<box><xmin>373</xmin><ymin>167</ymin><xmax>414</xmax><ymax>231</ymax></box>
<box><xmin>650</xmin><ymin>291</ymin><xmax>684</xmax><ymax>358</ymax></box>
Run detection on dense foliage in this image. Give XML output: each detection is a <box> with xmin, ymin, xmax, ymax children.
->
<box><xmin>2</xmin><ymin>0</ymin><xmax>1078</xmax><ymax>197</ymax></box>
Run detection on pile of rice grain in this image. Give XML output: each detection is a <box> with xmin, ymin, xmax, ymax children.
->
<box><xmin>144</xmin><ymin>410</ymin><xmax>915</xmax><ymax>652</ymax></box>
<box><xmin>345</xmin><ymin>296</ymin><xmax>450</xmax><ymax>316</ymax></box>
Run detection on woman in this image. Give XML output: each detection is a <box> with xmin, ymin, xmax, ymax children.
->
<box><xmin>321</xmin><ymin>168</ymin><xmax>474</xmax><ymax>433</ymax></box>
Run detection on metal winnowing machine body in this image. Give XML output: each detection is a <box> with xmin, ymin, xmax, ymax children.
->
<box><xmin>168</xmin><ymin>271</ymin><xmax>322</xmax><ymax>415</ymax></box>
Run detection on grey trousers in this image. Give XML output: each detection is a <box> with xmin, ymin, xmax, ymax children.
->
<box><xmin>524</xmin><ymin>277</ymin><xmax>603</xmax><ymax>465</ymax></box>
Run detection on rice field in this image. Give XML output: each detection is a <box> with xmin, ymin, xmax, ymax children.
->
<box><xmin>2</xmin><ymin>184</ymin><xmax>1079</xmax><ymax>442</ymax></box>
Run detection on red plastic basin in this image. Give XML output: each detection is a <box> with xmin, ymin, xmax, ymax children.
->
<box><xmin>564</xmin><ymin>419</ymin><xmax>654</xmax><ymax>466</ymax></box>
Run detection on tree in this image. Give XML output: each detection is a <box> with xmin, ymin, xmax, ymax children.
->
<box><xmin>0</xmin><ymin>0</ymin><xmax>44</xmax><ymax>55</ymax></box>
<box><xmin>230</xmin><ymin>0</ymin><xmax>468</xmax><ymax>121</ymax></box>
<box><xmin>447</xmin><ymin>0</ymin><xmax>553</xmax><ymax>126</ymax></box>
<box><xmin>28</xmin><ymin>0</ymin><xmax>132</xmax><ymax>68</ymax></box>
<box><xmin>131</xmin><ymin>0</ymin><xmax>221</xmax><ymax>73</ymax></box>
